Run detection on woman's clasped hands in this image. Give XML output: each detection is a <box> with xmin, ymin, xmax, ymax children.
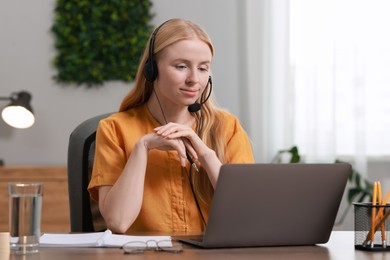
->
<box><xmin>153</xmin><ymin>122</ymin><xmax>201</xmax><ymax>167</ymax></box>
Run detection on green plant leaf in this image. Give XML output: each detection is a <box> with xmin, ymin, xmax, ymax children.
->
<box><xmin>289</xmin><ymin>146</ymin><xmax>301</xmax><ymax>163</ymax></box>
<box><xmin>348</xmin><ymin>188</ymin><xmax>362</xmax><ymax>203</ymax></box>
<box><xmin>354</xmin><ymin>172</ymin><xmax>361</xmax><ymax>189</ymax></box>
<box><xmin>355</xmin><ymin>191</ymin><xmax>370</xmax><ymax>203</ymax></box>
<box><xmin>51</xmin><ymin>0</ymin><xmax>154</xmax><ymax>86</ymax></box>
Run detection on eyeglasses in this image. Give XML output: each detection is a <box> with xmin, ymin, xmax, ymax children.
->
<box><xmin>122</xmin><ymin>240</ymin><xmax>183</xmax><ymax>254</ymax></box>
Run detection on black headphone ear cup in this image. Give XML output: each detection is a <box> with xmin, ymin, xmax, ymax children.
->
<box><xmin>144</xmin><ymin>59</ymin><xmax>158</xmax><ymax>82</ymax></box>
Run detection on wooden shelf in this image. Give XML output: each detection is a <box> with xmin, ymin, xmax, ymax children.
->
<box><xmin>0</xmin><ymin>166</ymin><xmax>70</xmax><ymax>232</ymax></box>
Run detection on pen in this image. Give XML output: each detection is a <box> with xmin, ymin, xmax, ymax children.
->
<box><xmin>370</xmin><ymin>181</ymin><xmax>378</xmax><ymax>247</ymax></box>
<box><xmin>365</xmin><ymin>189</ymin><xmax>390</xmax><ymax>246</ymax></box>
<box><xmin>370</xmin><ymin>206</ymin><xmax>390</xmax><ymax>246</ymax></box>
<box><xmin>378</xmin><ymin>182</ymin><xmax>386</xmax><ymax>248</ymax></box>
<box><xmin>363</xmin><ymin>191</ymin><xmax>390</xmax><ymax>245</ymax></box>
<box><xmin>186</xmin><ymin>151</ymin><xmax>199</xmax><ymax>172</ymax></box>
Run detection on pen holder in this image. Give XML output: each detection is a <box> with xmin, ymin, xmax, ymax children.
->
<box><xmin>354</xmin><ymin>202</ymin><xmax>390</xmax><ymax>251</ymax></box>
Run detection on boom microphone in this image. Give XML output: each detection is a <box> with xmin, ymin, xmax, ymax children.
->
<box><xmin>188</xmin><ymin>76</ymin><xmax>212</xmax><ymax>113</ymax></box>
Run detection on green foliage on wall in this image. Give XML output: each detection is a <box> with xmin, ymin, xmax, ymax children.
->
<box><xmin>51</xmin><ymin>0</ymin><xmax>154</xmax><ymax>86</ymax></box>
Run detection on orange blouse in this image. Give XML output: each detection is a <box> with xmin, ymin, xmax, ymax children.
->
<box><xmin>88</xmin><ymin>104</ymin><xmax>254</xmax><ymax>233</ymax></box>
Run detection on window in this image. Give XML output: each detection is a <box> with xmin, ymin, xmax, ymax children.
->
<box><xmin>290</xmin><ymin>0</ymin><xmax>390</xmax><ymax>157</ymax></box>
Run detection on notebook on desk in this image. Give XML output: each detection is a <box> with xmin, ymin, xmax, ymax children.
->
<box><xmin>176</xmin><ymin>163</ymin><xmax>351</xmax><ymax>248</ymax></box>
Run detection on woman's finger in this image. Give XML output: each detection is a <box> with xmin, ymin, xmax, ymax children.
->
<box><xmin>147</xmin><ymin>133</ymin><xmax>187</xmax><ymax>167</ymax></box>
<box><xmin>154</xmin><ymin>123</ymin><xmax>190</xmax><ymax>137</ymax></box>
<box><xmin>182</xmin><ymin>138</ymin><xmax>198</xmax><ymax>160</ymax></box>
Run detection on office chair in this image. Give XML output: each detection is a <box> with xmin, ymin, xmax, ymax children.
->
<box><xmin>67</xmin><ymin>113</ymin><xmax>112</xmax><ymax>232</ymax></box>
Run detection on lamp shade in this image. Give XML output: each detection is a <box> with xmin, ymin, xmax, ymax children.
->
<box><xmin>1</xmin><ymin>91</ymin><xmax>35</xmax><ymax>129</ymax></box>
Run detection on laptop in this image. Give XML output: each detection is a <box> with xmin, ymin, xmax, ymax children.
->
<box><xmin>176</xmin><ymin>163</ymin><xmax>351</xmax><ymax>248</ymax></box>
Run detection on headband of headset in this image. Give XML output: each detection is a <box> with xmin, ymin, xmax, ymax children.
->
<box><xmin>143</xmin><ymin>20</ymin><xmax>172</xmax><ymax>82</ymax></box>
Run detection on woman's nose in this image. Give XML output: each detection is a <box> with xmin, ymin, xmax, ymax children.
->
<box><xmin>185</xmin><ymin>68</ymin><xmax>200</xmax><ymax>84</ymax></box>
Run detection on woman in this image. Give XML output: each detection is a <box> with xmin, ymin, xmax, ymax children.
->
<box><xmin>88</xmin><ymin>18</ymin><xmax>254</xmax><ymax>234</ymax></box>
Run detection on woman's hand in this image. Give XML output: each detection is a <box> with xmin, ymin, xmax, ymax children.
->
<box><xmin>141</xmin><ymin>132</ymin><xmax>188</xmax><ymax>167</ymax></box>
<box><xmin>154</xmin><ymin>122</ymin><xmax>221</xmax><ymax>187</ymax></box>
<box><xmin>153</xmin><ymin>122</ymin><xmax>207</xmax><ymax>161</ymax></box>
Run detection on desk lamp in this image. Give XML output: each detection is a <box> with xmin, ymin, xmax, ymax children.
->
<box><xmin>0</xmin><ymin>91</ymin><xmax>35</xmax><ymax>129</ymax></box>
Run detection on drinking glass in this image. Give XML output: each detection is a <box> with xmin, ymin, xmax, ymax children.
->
<box><xmin>8</xmin><ymin>182</ymin><xmax>43</xmax><ymax>254</ymax></box>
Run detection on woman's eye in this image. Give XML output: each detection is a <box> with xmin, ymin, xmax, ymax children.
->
<box><xmin>175</xmin><ymin>65</ymin><xmax>187</xmax><ymax>70</ymax></box>
<box><xmin>199</xmin><ymin>67</ymin><xmax>208</xmax><ymax>72</ymax></box>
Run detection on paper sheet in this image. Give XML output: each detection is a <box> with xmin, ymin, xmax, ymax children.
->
<box><xmin>40</xmin><ymin>230</ymin><xmax>171</xmax><ymax>248</ymax></box>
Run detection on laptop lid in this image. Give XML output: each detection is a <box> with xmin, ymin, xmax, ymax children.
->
<box><xmin>181</xmin><ymin>163</ymin><xmax>351</xmax><ymax>248</ymax></box>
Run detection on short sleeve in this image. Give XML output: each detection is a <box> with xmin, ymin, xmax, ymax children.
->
<box><xmin>87</xmin><ymin>119</ymin><xmax>127</xmax><ymax>201</ymax></box>
<box><xmin>223</xmin><ymin>113</ymin><xmax>255</xmax><ymax>163</ymax></box>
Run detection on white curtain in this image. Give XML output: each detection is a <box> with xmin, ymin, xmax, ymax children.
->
<box><xmin>289</xmin><ymin>0</ymin><xmax>390</xmax><ymax>176</ymax></box>
<box><xmin>240</xmin><ymin>0</ymin><xmax>390</xmax><ymax>177</ymax></box>
<box><xmin>240</xmin><ymin>0</ymin><xmax>291</xmax><ymax>164</ymax></box>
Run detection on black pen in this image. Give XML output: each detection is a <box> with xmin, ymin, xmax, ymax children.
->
<box><xmin>186</xmin><ymin>151</ymin><xmax>199</xmax><ymax>172</ymax></box>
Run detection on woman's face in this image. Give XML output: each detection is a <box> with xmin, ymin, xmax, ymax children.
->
<box><xmin>154</xmin><ymin>38</ymin><xmax>212</xmax><ymax>111</ymax></box>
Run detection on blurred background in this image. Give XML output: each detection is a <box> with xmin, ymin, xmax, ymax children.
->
<box><xmin>1</xmin><ymin>0</ymin><xmax>390</xmax><ymax>230</ymax></box>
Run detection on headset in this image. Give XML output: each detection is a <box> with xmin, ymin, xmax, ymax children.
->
<box><xmin>143</xmin><ymin>20</ymin><xmax>171</xmax><ymax>82</ymax></box>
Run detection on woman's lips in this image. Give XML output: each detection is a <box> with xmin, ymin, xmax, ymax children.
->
<box><xmin>180</xmin><ymin>88</ymin><xmax>198</xmax><ymax>97</ymax></box>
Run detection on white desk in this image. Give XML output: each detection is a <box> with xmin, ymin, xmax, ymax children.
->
<box><xmin>1</xmin><ymin>232</ymin><xmax>388</xmax><ymax>259</ymax></box>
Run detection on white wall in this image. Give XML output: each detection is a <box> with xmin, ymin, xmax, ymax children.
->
<box><xmin>0</xmin><ymin>0</ymin><xmax>249</xmax><ymax>165</ymax></box>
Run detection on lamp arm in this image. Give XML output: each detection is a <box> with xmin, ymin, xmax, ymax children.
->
<box><xmin>0</xmin><ymin>96</ymin><xmax>12</xmax><ymax>101</ymax></box>
<box><xmin>1</xmin><ymin>92</ymin><xmax>28</xmax><ymax>102</ymax></box>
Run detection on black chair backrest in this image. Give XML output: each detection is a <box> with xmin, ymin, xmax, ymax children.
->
<box><xmin>67</xmin><ymin>113</ymin><xmax>112</xmax><ymax>232</ymax></box>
